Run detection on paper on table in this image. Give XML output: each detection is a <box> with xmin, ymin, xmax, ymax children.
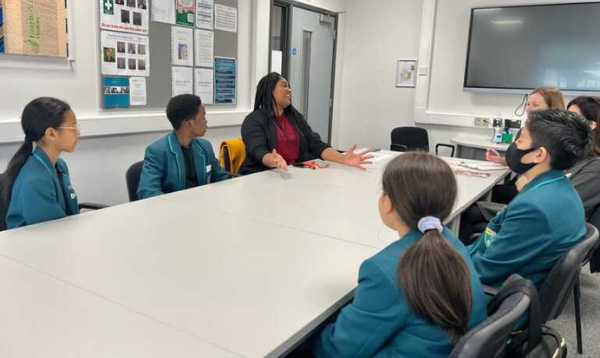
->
<box><xmin>129</xmin><ymin>77</ymin><xmax>147</xmax><ymax>106</ymax></box>
<box><xmin>172</xmin><ymin>67</ymin><xmax>194</xmax><ymax>96</ymax></box>
<box><xmin>194</xmin><ymin>29</ymin><xmax>214</xmax><ymax>68</ymax></box>
<box><xmin>171</xmin><ymin>26</ymin><xmax>194</xmax><ymax>66</ymax></box>
<box><xmin>214</xmin><ymin>4</ymin><xmax>237</xmax><ymax>33</ymax></box>
<box><xmin>194</xmin><ymin>68</ymin><xmax>214</xmax><ymax>104</ymax></box>
<box><xmin>196</xmin><ymin>0</ymin><xmax>214</xmax><ymax>30</ymax></box>
<box><xmin>456</xmin><ymin>160</ymin><xmax>507</xmax><ymax>171</ymax></box>
<box><xmin>152</xmin><ymin>0</ymin><xmax>176</xmax><ymax>24</ymax></box>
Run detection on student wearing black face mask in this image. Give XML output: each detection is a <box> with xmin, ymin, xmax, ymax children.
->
<box><xmin>468</xmin><ymin>109</ymin><xmax>591</xmax><ymax>289</ymax></box>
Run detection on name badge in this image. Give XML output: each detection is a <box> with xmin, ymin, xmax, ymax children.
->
<box><xmin>206</xmin><ymin>165</ymin><xmax>212</xmax><ymax>173</ymax></box>
<box><xmin>70</xmin><ymin>192</ymin><xmax>77</xmax><ymax>200</ymax></box>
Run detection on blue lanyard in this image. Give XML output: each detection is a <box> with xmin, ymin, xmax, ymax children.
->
<box><xmin>526</xmin><ymin>176</ymin><xmax>565</xmax><ymax>192</ymax></box>
<box><xmin>32</xmin><ymin>153</ymin><xmax>54</xmax><ymax>175</ymax></box>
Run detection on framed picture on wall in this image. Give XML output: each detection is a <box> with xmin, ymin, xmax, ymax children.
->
<box><xmin>396</xmin><ymin>58</ymin><xmax>417</xmax><ymax>88</ymax></box>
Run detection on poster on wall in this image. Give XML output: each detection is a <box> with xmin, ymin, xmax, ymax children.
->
<box><xmin>196</xmin><ymin>0</ymin><xmax>213</xmax><ymax>30</ymax></box>
<box><xmin>194</xmin><ymin>29</ymin><xmax>213</xmax><ymax>68</ymax></box>
<box><xmin>100</xmin><ymin>0</ymin><xmax>149</xmax><ymax>35</ymax></box>
<box><xmin>152</xmin><ymin>0</ymin><xmax>175</xmax><ymax>24</ymax></box>
<box><xmin>103</xmin><ymin>76</ymin><xmax>131</xmax><ymax>109</ymax></box>
<box><xmin>172</xmin><ymin>66</ymin><xmax>193</xmax><ymax>96</ymax></box>
<box><xmin>176</xmin><ymin>0</ymin><xmax>195</xmax><ymax>27</ymax></box>
<box><xmin>214</xmin><ymin>4</ymin><xmax>237</xmax><ymax>33</ymax></box>
<box><xmin>101</xmin><ymin>30</ymin><xmax>150</xmax><ymax>77</ymax></box>
<box><xmin>194</xmin><ymin>68</ymin><xmax>213</xmax><ymax>104</ymax></box>
<box><xmin>214</xmin><ymin>57</ymin><xmax>236</xmax><ymax>104</ymax></box>
<box><xmin>171</xmin><ymin>26</ymin><xmax>193</xmax><ymax>66</ymax></box>
<box><xmin>1</xmin><ymin>0</ymin><xmax>68</xmax><ymax>57</ymax></box>
<box><xmin>130</xmin><ymin>77</ymin><xmax>147</xmax><ymax>105</ymax></box>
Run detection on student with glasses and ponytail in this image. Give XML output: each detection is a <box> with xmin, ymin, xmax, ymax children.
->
<box><xmin>1</xmin><ymin>97</ymin><xmax>80</xmax><ymax>229</ymax></box>
<box><xmin>308</xmin><ymin>153</ymin><xmax>487</xmax><ymax>358</ymax></box>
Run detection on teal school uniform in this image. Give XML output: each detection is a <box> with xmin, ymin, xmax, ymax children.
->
<box><xmin>137</xmin><ymin>132</ymin><xmax>229</xmax><ymax>199</ymax></box>
<box><xmin>311</xmin><ymin>228</ymin><xmax>488</xmax><ymax>358</ymax></box>
<box><xmin>6</xmin><ymin>146</ymin><xmax>79</xmax><ymax>229</ymax></box>
<box><xmin>469</xmin><ymin>170</ymin><xmax>586</xmax><ymax>288</ymax></box>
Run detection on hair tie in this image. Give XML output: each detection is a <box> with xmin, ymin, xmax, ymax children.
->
<box><xmin>24</xmin><ymin>135</ymin><xmax>33</xmax><ymax>143</ymax></box>
<box><xmin>417</xmin><ymin>216</ymin><xmax>443</xmax><ymax>234</ymax></box>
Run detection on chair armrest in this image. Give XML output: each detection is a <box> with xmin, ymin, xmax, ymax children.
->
<box><xmin>390</xmin><ymin>144</ymin><xmax>408</xmax><ymax>152</ymax></box>
<box><xmin>435</xmin><ymin>144</ymin><xmax>456</xmax><ymax>157</ymax></box>
<box><xmin>483</xmin><ymin>284</ymin><xmax>499</xmax><ymax>296</ymax></box>
<box><xmin>79</xmin><ymin>203</ymin><xmax>109</xmax><ymax>211</ymax></box>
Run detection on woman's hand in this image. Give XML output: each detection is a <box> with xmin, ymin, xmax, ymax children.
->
<box><xmin>263</xmin><ymin>149</ymin><xmax>288</xmax><ymax>171</ymax></box>
<box><xmin>486</xmin><ymin>148</ymin><xmax>507</xmax><ymax>166</ymax></box>
<box><xmin>342</xmin><ymin>145</ymin><xmax>374</xmax><ymax>170</ymax></box>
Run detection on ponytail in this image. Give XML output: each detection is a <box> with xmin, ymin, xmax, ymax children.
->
<box><xmin>1</xmin><ymin>140</ymin><xmax>34</xmax><ymax>210</ymax></box>
<box><xmin>398</xmin><ymin>229</ymin><xmax>472</xmax><ymax>344</ymax></box>
<box><xmin>1</xmin><ymin>97</ymin><xmax>71</xmax><ymax>213</ymax></box>
<box><xmin>382</xmin><ymin>152</ymin><xmax>471</xmax><ymax>345</ymax></box>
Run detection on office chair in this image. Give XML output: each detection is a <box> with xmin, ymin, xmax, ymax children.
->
<box><xmin>390</xmin><ymin>126</ymin><xmax>455</xmax><ymax>157</ymax></box>
<box><xmin>219</xmin><ymin>137</ymin><xmax>246</xmax><ymax>176</ymax></box>
<box><xmin>126</xmin><ymin>161</ymin><xmax>144</xmax><ymax>202</ymax></box>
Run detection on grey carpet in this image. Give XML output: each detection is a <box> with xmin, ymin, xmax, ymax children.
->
<box><xmin>547</xmin><ymin>266</ymin><xmax>600</xmax><ymax>358</ymax></box>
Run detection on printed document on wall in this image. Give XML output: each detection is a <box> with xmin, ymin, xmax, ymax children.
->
<box><xmin>171</xmin><ymin>26</ymin><xmax>194</xmax><ymax>66</ymax></box>
<box><xmin>195</xmin><ymin>68</ymin><xmax>214</xmax><ymax>104</ymax></box>
<box><xmin>196</xmin><ymin>0</ymin><xmax>213</xmax><ymax>30</ymax></box>
<box><xmin>152</xmin><ymin>0</ymin><xmax>175</xmax><ymax>24</ymax></box>
<box><xmin>100</xmin><ymin>0</ymin><xmax>149</xmax><ymax>35</ymax></box>
<box><xmin>195</xmin><ymin>29</ymin><xmax>214</xmax><ymax>68</ymax></box>
<box><xmin>172</xmin><ymin>66</ymin><xmax>194</xmax><ymax>96</ymax></box>
<box><xmin>176</xmin><ymin>0</ymin><xmax>195</xmax><ymax>26</ymax></box>
<box><xmin>214</xmin><ymin>4</ymin><xmax>237</xmax><ymax>33</ymax></box>
<box><xmin>101</xmin><ymin>31</ymin><xmax>150</xmax><ymax>77</ymax></box>
<box><xmin>129</xmin><ymin>77</ymin><xmax>147</xmax><ymax>106</ymax></box>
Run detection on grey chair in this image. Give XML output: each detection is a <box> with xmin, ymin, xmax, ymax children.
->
<box><xmin>450</xmin><ymin>275</ymin><xmax>532</xmax><ymax>358</ymax></box>
<box><xmin>537</xmin><ymin>223</ymin><xmax>599</xmax><ymax>354</ymax></box>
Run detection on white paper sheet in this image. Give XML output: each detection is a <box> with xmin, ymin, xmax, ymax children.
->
<box><xmin>214</xmin><ymin>4</ymin><xmax>237</xmax><ymax>33</ymax></box>
<box><xmin>172</xmin><ymin>67</ymin><xmax>194</xmax><ymax>96</ymax></box>
<box><xmin>196</xmin><ymin>0</ymin><xmax>214</xmax><ymax>30</ymax></box>
<box><xmin>171</xmin><ymin>27</ymin><xmax>194</xmax><ymax>66</ymax></box>
<box><xmin>101</xmin><ymin>31</ymin><xmax>150</xmax><ymax>77</ymax></box>
<box><xmin>100</xmin><ymin>0</ymin><xmax>149</xmax><ymax>35</ymax></box>
<box><xmin>194</xmin><ymin>68</ymin><xmax>214</xmax><ymax>105</ymax></box>
<box><xmin>194</xmin><ymin>29</ymin><xmax>214</xmax><ymax>68</ymax></box>
<box><xmin>129</xmin><ymin>77</ymin><xmax>147</xmax><ymax>106</ymax></box>
<box><xmin>151</xmin><ymin>0</ymin><xmax>176</xmax><ymax>24</ymax></box>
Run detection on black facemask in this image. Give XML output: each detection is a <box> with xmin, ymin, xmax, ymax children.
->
<box><xmin>505</xmin><ymin>142</ymin><xmax>539</xmax><ymax>174</ymax></box>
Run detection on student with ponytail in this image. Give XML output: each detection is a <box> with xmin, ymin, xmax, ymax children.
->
<box><xmin>1</xmin><ymin>97</ymin><xmax>80</xmax><ymax>229</ymax></box>
<box><xmin>310</xmin><ymin>153</ymin><xmax>487</xmax><ymax>358</ymax></box>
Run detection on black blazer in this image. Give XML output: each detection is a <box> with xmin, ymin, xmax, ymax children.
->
<box><xmin>239</xmin><ymin>107</ymin><xmax>330</xmax><ymax>175</ymax></box>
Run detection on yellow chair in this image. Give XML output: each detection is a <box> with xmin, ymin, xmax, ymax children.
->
<box><xmin>219</xmin><ymin>137</ymin><xmax>246</xmax><ymax>175</ymax></box>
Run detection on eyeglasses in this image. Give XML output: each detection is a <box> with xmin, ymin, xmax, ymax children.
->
<box><xmin>58</xmin><ymin>123</ymin><xmax>81</xmax><ymax>133</ymax></box>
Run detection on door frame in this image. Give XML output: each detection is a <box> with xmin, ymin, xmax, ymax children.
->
<box><xmin>268</xmin><ymin>0</ymin><xmax>339</xmax><ymax>145</ymax></box>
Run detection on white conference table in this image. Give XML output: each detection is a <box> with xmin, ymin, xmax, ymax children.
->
<box><xmin>451</xmin><ymin>136</ymin><xmax>510</xmax><ymax>160</ymax></box>
<box><xmin>0</xmin><ymin>151</ymin><xmax>508</xmax><ymax>358</ymax></box>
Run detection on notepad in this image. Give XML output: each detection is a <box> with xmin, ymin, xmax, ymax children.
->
<box><xmin>456</xmin><ymin>161</ymin><xmax>507</xmax><ymax>171</ymax></box>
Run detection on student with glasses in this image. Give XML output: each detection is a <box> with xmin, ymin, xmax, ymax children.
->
<box><xmin>1</xmin><ymin>97</ymin><xmax>81</xmax><ymax>229</ymax></box>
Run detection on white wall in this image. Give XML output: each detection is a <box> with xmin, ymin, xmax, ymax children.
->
<box><xmin>334</xmin><ymin>0</ymin><xmax>424</xmax><ymax>150</ymax></box>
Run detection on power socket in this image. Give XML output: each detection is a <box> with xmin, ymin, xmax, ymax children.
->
<box><xmin>474</xmin><ymin>117</ymin><xmax>489</xmax><ymax>127</ymax></box>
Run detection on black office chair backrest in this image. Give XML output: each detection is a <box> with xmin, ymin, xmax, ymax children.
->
<box><xmin>126</xmin><ymin>161</ymin><xmax>144</xmax><ymax>202</ymax></box>
<box><xmin>450</xmin><ymin>275</ymin><xmax>531</xmax><ymax>358</ymax></box>
<box><xmin>390</xmin><ymin>127</ymin><xmax>429</xmax><ymax>152</ymax></box>
<box><xmin>538</xmin><ymin>223</ymin><xmax>599</xmax><ymax>322</ymax></box>
<box><xmin>222</xmin><ymin>145</ymin><xmax>231</xmax><ymax>173</ymax></box>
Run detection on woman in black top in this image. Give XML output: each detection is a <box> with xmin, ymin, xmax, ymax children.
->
<box><xmin>239</xmin><ymin>72</ymin><xmax>372</xmax><ymax>175</ymax></box>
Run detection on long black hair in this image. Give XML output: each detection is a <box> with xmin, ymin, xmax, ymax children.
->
<box><xmin>1</xmin><ymin>97</ymin><xmax>72</xmax><ymax>208</ymax></box>
<box><xmin>254</xmin><ymin>72</ymin><xmax>310</xmax><ymax>135</ymax></box>
<box><xmin>382</xmin><ymin>152</ymin><xmax>471</xmax><ymax>345</ymax></box>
